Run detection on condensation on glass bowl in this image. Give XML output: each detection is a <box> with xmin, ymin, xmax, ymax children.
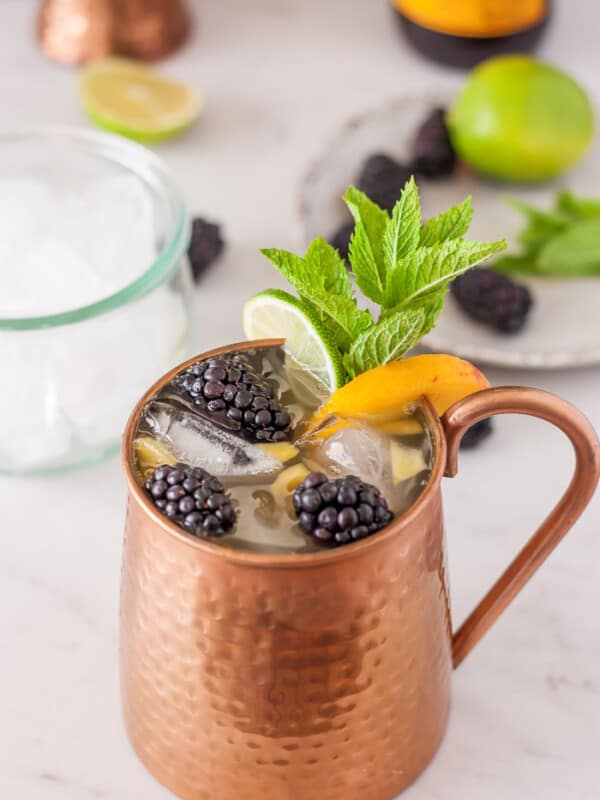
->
<box><xmin>0</xmin><ymin>128</ymin><xmax>192</xmax><ymax>474</ymax></box>
<box><xmin>298</xmin><ymin>93</ymin><xmax>600</xmax><ymax>369</ymax></box>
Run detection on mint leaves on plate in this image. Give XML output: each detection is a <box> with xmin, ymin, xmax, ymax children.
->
<box><xmin>494</xmin><ymin>191</ymin><xmax>600</xmax><ymax>277</ymax></box>
<box><xmin>262</xmin><ymin>178</ymin><xmax>506</xmax><ymax>382</ymax></box>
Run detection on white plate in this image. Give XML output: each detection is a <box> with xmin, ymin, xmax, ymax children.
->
<box><xmin>298</xmin><ymin>94</ymin><xmax>600</xmax><ymax>369</ymax></box>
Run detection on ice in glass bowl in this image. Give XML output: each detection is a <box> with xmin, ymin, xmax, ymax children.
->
<box><xmin>0</xmin><ymin>128</ymin><xmax>192</xmax><ymax>473</ymax></box>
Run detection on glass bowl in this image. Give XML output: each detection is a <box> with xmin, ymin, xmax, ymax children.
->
<box><xmin>0</xmin><ymin>127</ymin><xmax>191</xmax><ymax>474</ymax></box>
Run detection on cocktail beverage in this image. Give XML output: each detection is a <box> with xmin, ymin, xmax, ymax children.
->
<box><xmin>133</xmin><ymin>344</ymin><xmax>433</xmax><ymax>554</ymax></box>
<box><xmin>120</xmin><ymin>179</ymin><xmax>600</xmax><ymax>800</ymax></box>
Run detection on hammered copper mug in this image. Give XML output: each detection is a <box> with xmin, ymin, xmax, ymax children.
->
<box><xmin>121</xmin><ymin>339</ymin><xmax>600</xmax><ymax>800</ymax></box>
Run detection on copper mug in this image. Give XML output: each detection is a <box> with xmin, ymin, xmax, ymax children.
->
<box><xmin>121</xmin><ymin>340</ymin><xmax>600</xmax><ymax>800</ymax></box>
<box><xmin>37</xmin><ymin>0</ymin><xmax>189</xmax><ymax>64</ymax></box>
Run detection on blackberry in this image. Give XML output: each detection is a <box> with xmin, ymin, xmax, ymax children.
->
<box><xmin>188</xmin><ymin>217</ymin><xmax>225</xmax><ymax>283</ymax></box>
<box><xmin>293</xmin><ymin>473</ymin><xmax>394</xmax><ymax>547</ymax></box>
<box><xmin>460</xmin><ymin>417</ymin><xmax>494</xmax><ymax>450</ymax></box>
<box><xmin>145</xmin><ymin>463</ymin><xmax>236</xmax><ymax>538</ymax></box>
<box><xmin>172</xmin><ymin>351</ymin><xmax>292</xmax><ymax>443</ymax></box>
<box><xmin>328</xmin><ymin>219</ymin><xmax>354</xmax><ymax>263</ymax></box>
<box><xmin>357</xmin><ymin>153</ymin><xmax>413</xmax><ymax>213</ymax></box>
<box><xmin>411</xmin><ymin>107</ymin><xmax>456</xmax><ymax>178</ymax></box>
<box><xmin>451</xmin><ymin>267</ymin><xmax>533</xmax><ymax>333</ymax></box>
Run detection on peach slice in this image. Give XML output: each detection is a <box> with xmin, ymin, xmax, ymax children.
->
<box><xmin>258</xmin><ymin>441</ymin><xmax>299</xmax><ymax>463</ymax></box>
<box><xmin>311</xmin><ymin>354</ymin><xmax>490</xmax><ymax>427</ymax></box>
<box><xmin>379</xmin><ymin>418</ymin><xmax>423</xmax><ymax>436</ymax></box>
<box><xmin>134</xmin><ymin>435</ymin><xmax>176</xmax><ymax>480</ymax></box>
<box><xmin>390</xmin><ymin>441</ymin><xmax>427</xmax><ymax>484</ymax></box>
<box><xmin>310</xmin><ymin>415</ymin><xmax>423</xmax><ymax>443</ymax></box>
<box><xmin>271</xmin><ymin>464</ymin><xmax>310</xmax><ymax>505</ymax></box>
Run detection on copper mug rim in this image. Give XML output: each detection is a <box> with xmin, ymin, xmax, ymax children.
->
<box><xmin>122</xmin><ymin>338</ymin><xmax>448</xmax><ymax>569</ymax></box>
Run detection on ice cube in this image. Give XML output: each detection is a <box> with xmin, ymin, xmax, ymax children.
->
<box><xmin>0</xmin><ymin>175</ymin><xmax>156</xmax><ymax>317</ymax></box>
<box><xmin>0</xmin><ymin>285</ymin><xmax>189</xmax><ymax>470</ymax></box>
<box><xmin>51</xmin><ymin>285</ymin><xmax>189</xmax><ymax>447</ymax></box>
<box><xmin>1</xmin><ymin>237</ymin><xmax>113</xmax><ymax>317</ymax></box>
<box><xmin>0</xmin><ymin>329</ymin><xmax>74</xmax><ymax>470</ymax></box>
<box><xmin>0</xmin><ymin>178</ymin><xmax>55</xmax><ymax>245</ymax></box>
<box><xmin>142</xmin><ymin>401</ymin><xmax>283</xmax><ymax>483</ymax></box>
<box><xmin>306</xmin><ymin>419</ymin><xmax>393</xmax><ymax>486</ymax></box>
<box><xmin>302</xmin><ymin>417</ymin><xmax>431</xmax><ymax>516</ymax></box>
<box><xmin>76</xmin><ymin>175</ymin><xmax>156</xmax><ymax>287</ymax></box>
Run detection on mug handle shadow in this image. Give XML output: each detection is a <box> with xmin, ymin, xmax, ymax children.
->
<box><xmin>441</xmin><ymin>386</ymin><xmax>600</xmax><ymax>668</ymax></box>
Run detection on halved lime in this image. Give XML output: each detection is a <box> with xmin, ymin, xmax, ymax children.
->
<box><xmin>242</xmin><ymin>289</ymin><xmax>345</xmax><ymax>397</ymax></box>
<box><xmin>80</xmin><ymin>58</ymin><xmax>201</xmax><ymax>143</ymax></box>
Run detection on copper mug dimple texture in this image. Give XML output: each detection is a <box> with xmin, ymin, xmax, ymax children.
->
<box><xmin>121</xmin><ymin>340</ymin><xmax>600</xmax><ymax>800</ymax></box>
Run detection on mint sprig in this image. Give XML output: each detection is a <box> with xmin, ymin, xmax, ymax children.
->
<box><xmin>261</xmin><ymin>178</ymin><xmax>506</xmax><ymax>382</ymax></box>
<box><xmin>494</xmin><ymin>190</ymin><xmax>600</xmax><ymax>277</ymax></box>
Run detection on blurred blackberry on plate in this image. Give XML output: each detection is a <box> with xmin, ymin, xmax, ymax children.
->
<box><xmin>293</xmin><ymin>472</ymin><xmax>394</xmax><ymax>547</ymax></box>
<box><xmin>173</xmin><ymin>351</ymin><xmax>292</xmax><ymax>442</ymax></box>
<box><xmin>145</xmin><ymin>463</ymin><xmax>236</xmax><ymax>537</ymax></box>
<box><xmin>188</xmin><ymin>217</ymin><xmax>225</xmax><ymax>283</ymax></box>
<box><xmin>460</xmin><ymin>417</ymin><xmax>494</xmax><ymax>449</ymax></box>
<box><xmin>411</xmin><ymin>107</ymin><xmax>456</xmax><ymax>178</ymax></box>
<box><xmin>328</xmin><ymin>219</ymin><xmax>354</xmax><ymax>263</ymax></box>
<box><xmin>357</xmin><ymin>153</ymin><xmax>413</xmax><ymax>212</ymax></box>
<box><xmin>451</xmin><ymin>267</ymin><xmax>533</xmax><ymax>333</ymax></box>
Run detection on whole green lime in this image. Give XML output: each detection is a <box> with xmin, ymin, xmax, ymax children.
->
<box><xmin>447</xmin><ymin>56</ymin><xmax>594</xmax><ymax>182</ymax></box>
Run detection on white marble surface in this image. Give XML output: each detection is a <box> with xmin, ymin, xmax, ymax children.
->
<box><xmin>1</xmin><ymin>1</ymin><xmax>599</xmax><ymax>797</ymax></box>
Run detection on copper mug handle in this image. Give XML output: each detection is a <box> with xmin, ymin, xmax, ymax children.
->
<box><xmin>441</xmin><ymin>387</ymin><xmax>600</xmax><ymax>668</ymax></box>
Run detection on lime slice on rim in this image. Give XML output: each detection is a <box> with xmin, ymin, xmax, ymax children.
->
<box><xmin>242</xmin><ymin>289</ymin><xmax>345</xmax><ymax>398</ymax></box>
<box><xmin>80</xmin><ymin>58</ymin><xmax>201</xmax><ymax>143</ymax></box>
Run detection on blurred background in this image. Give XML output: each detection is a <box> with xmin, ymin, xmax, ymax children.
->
<box><xmin>0</xmin><ymin>1</ymin><xmax>598</xmax><ymax>799</ymax></box>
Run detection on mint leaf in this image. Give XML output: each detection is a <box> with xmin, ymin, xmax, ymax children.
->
<box><xmin>383</xmin><ymin>176</ymin><xmax>421</xmax><ymax>269</ymax></box>
<box><xmin>508</xmin><ymin>197</ymin><xmax>567</xmax><ymax>228</ymax></box>
<box><xmin>344</xmin><ymin>186</ymin><xmax>388</xmax><ymax>302</ymax></box>
<box><xmin>305</xmin><ymin>236</ymin><xmax>353</xmax><ymax>299</ymax></box>
<box><xmin>518</xmin><ymin>218</ymin><xmax>567</xmax><ymax>254</ymax></box>
<box><xmin>383</xmin><ymin>238</ymin><xmax>506</xmax><ymax>309</ymax></box>
<box><xmin>345</xmin><ymin>308</ymin><xmax>425</xmax><ymax>377</ymax></box>
<box><xmin>538</xmin><ymin>217</ymin><xmax>600</xmax><ymax>275</ymax></box>
<box><xmin>496</xmin><ymin>192</ymin><xmax>600</xmax><ymax>277</ymax></box>
<box><xmin>348</xmin><ymin>222</ymin><xmax>386</xmax><ymax>304</ymax></box>
<box><xmin>418</xmin><ymin>291</ymin><xmax>447</xmax><ymax>338</ymax></box>
<box><xmin>305</xmin><ymin>292</ymin><xmax>373</xmax><ymax>350</ymax></box>
<box><xmin>420</xmin><ymin>196</ymin><xmax>473</xmax><ymax>246</ymax></box>
<box><xmin>261</xmin><ymin>248</ymin><xmax>321</xmax><ymax>296</ymax></box>
<box><xmin>508</xmin><ymin>200</ymin><xmax>568</xmax><ymax>255</ymax></box>
<box><xmin>263</xmin><ymin>239</ymin><xmax>352</xmax><ymax>301</ymax></box>
<box><xmin>556</xmin><ymin>191</ymin><xmax>600</xmax><ymax>220</ymax></box>
<box><xmin>493</xmin><ymin>254</ymin><xmax>540</xmax><ymax>274</ymax></box>
<box><xmin>298</xmin><ymin>297</ymin><xmax>348</xmax><ymax>350</ymax></box>
<box><xmin>263</xmin><ymin>239</ymin><xmax>371</xmax><ymax>351</ymax></box>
